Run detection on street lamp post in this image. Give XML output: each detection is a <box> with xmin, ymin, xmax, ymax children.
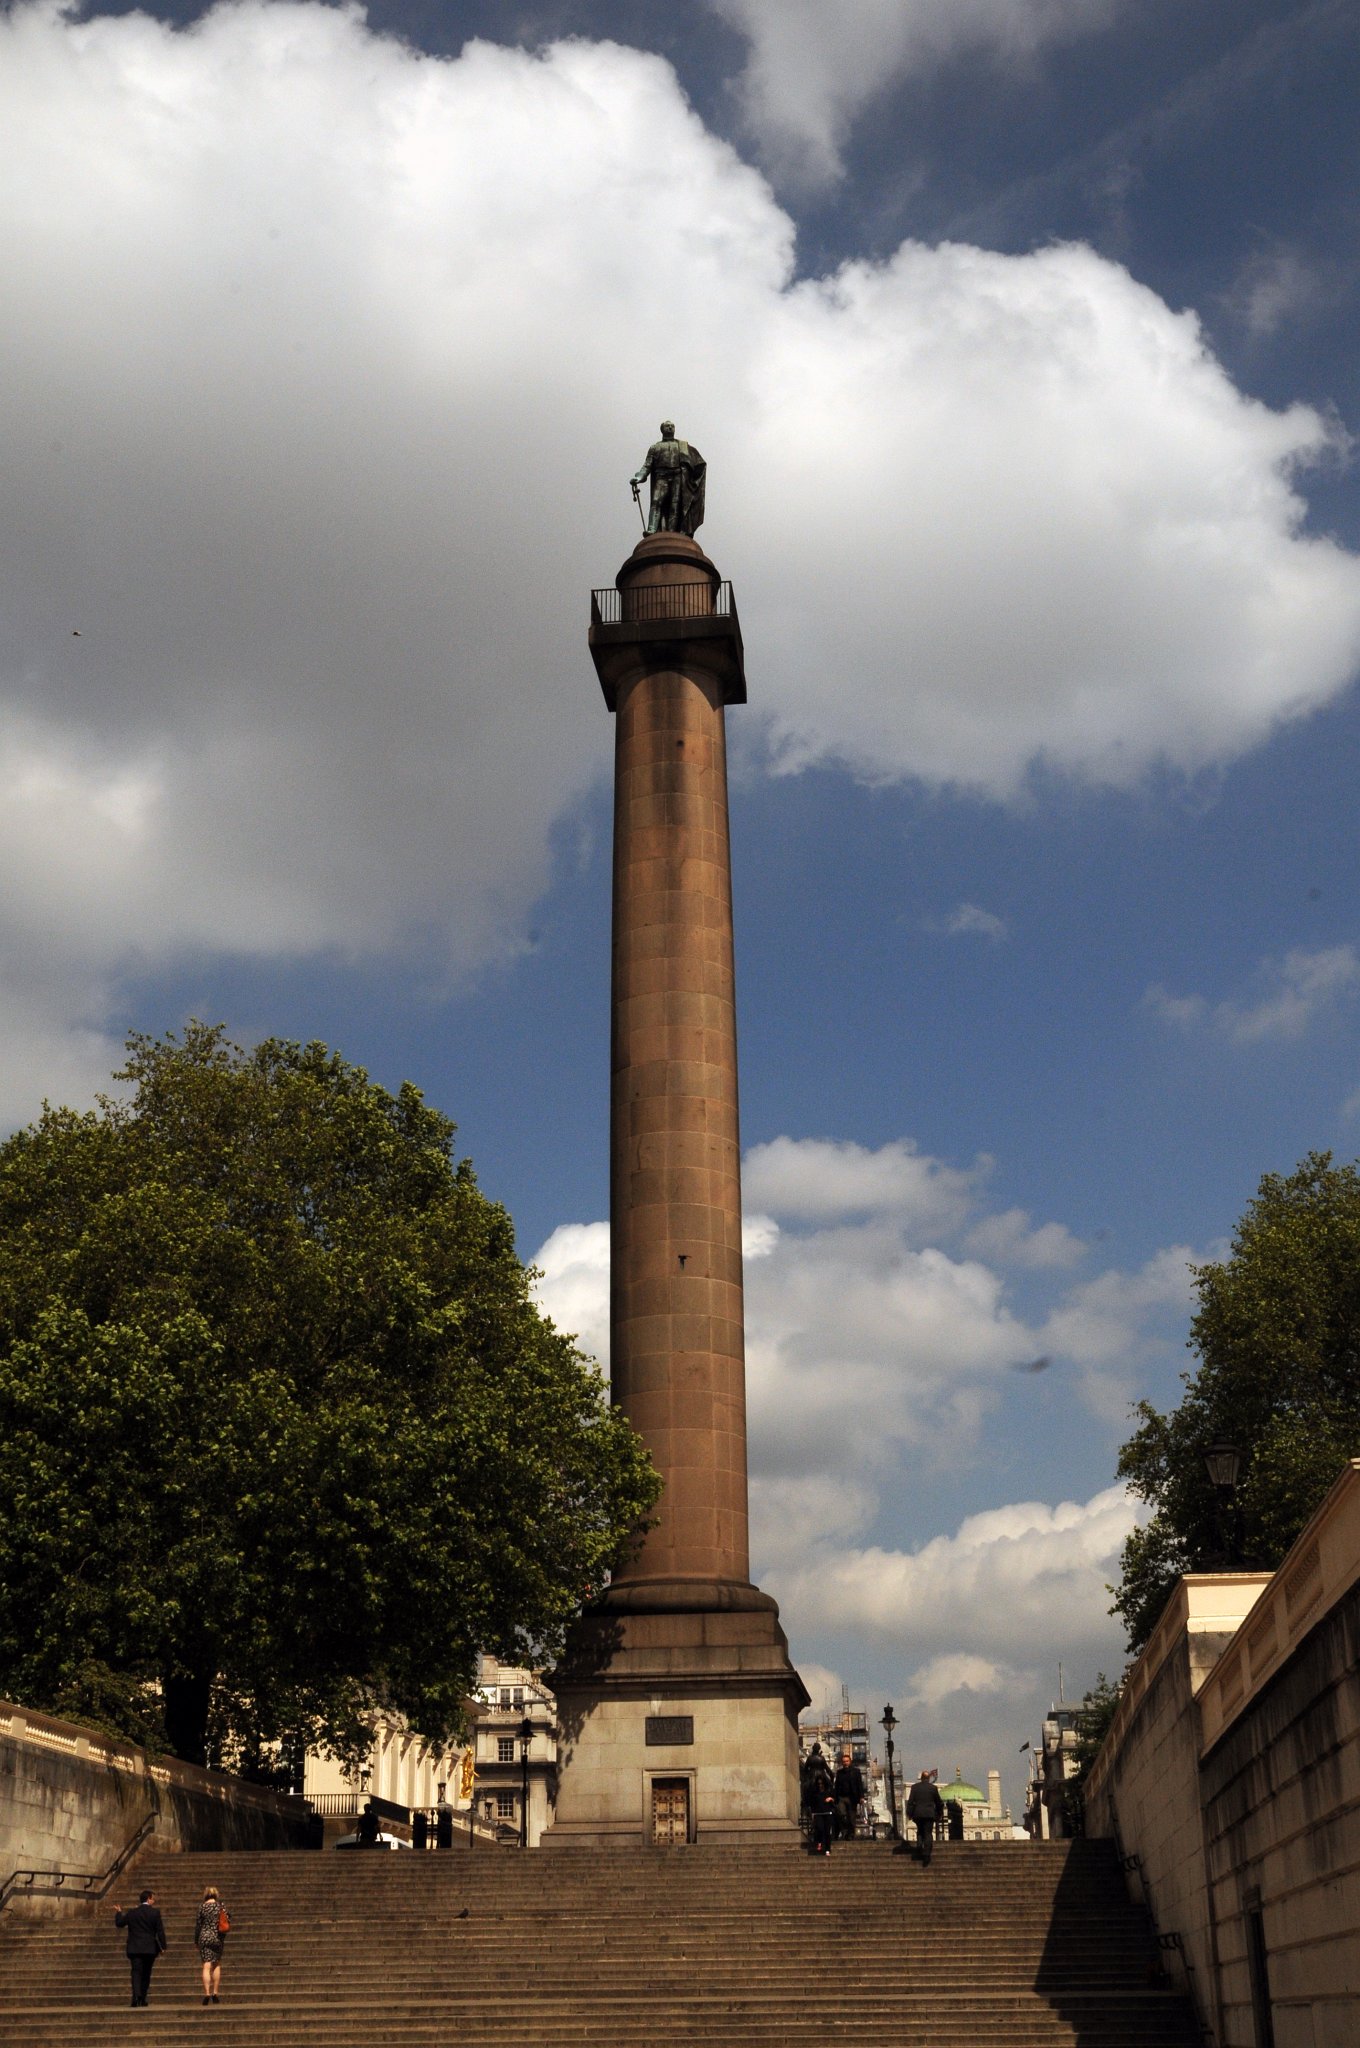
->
<box><xmin>433</xmin><ymin>1779</ymin><xmax>452</xmax><ymax>1852</ymax></box>
<box><xmin>1203</xmin><ymin>1442</ymin><xmax>1243</xmax><ymax>1491</ymax></box>
<box><xmin>881</xmin><ymin>1704</ymin><xmax>900</xmax><ymax>1842</ymax></box>
<box><xmin>518</xmin><ymin>1715</ymin><xmax>534</xmax><ymax>1849</ymax></box>
<box><xmin>1203</xmin><ymin>1441</ymin><xmax>1245</xmax><ymax>1566</ymax></box>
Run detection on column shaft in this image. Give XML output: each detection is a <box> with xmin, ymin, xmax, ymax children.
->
<box><xmin>609</xmin><ymin>657</ymin><xmax>750</xmax><ymax>1591</ymax></box>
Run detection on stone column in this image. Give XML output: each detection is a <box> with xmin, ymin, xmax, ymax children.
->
<box><xmin>546</xmin><ymin>534</ymin><xmax>807</xmax><ymax>1846</ymax></box>
<box><xmin>609</xmin><ymin>534</ymin><xmax>750</xmax><ymax>1599</ymax></box>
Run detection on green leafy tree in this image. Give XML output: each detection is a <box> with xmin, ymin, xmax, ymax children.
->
<box><xmin>1114</xmin><ymin>1152</ymin><xmax>1360</xmax><ymax>1651</ymax></box>
<box><xmin>1060</xmin><ymin>1672</ymin><xmax>1123</xmax><ymax>1835</ymax></box>
<box><xmin>0</xmin><ymin>1023</ymin><xmax>659</xmax><ymax>1767</ymax></box>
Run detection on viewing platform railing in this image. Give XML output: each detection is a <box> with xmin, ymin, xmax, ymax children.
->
<box><xmin>591</xmin><ymin>581</ymin><xmax>735</xmax><ymax>626</ymax></box>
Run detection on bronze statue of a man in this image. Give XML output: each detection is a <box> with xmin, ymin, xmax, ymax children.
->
<box><xmin>632</xmin><ymin>421</ymin><xmax>706</xmax><ymax>536</ymax></box>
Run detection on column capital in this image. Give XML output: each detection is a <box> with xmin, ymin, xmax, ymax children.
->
<box><xmin>589</xmin><ymin>538</ymin><xmax>745</xmax><ymax>710</ymax></box>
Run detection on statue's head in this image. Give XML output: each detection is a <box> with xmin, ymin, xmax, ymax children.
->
<box><xmin>660</xmin><ymin>419</ymin><xmax>675</xmax><ymax>438</ymax></box>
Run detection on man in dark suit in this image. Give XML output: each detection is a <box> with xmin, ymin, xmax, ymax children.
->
<box><xmin>906</xmin><ymin>1769</ymin><xmax>945</xmax><ymax>1867</ymax></box>
<box><xmin>113</xmin><ymin>1889</ymin><xmax>167</xmax><ymax>2006</ymax></box>
<box><xmin>833</xmin><ymin>1750</ymin><xmax>866</xmax><ymax>1841</ymax></box>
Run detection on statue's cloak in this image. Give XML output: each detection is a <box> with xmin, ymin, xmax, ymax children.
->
<box><xmin>675</xmin><ymin>442</ymin><xmax>706</xmax><ymax>536</ymax></box>
<box><xmin>644</xmin><ymin>437</ymin><xmax>707</xmax><ymax>536</ymax></box>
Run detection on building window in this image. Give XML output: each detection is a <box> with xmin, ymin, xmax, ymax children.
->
<box><xmin>498</xmin><ymin>1737</ymin><xmax>515</xmax><ymax>1763</ymax></box>
<box><xmin>496</xmin><ymin>1793</ymin><xmax>515</xmax><ymax>1819</ymax></box>
<box><xmin>513</xmin><ymin>1687</ymin><xmax>524</xmax><ymax>1706</ymax></box>
<box><xmin>500</xmin><ymin>1688</ymin><xmax>512</xmax><ymax>1706</ymax></box>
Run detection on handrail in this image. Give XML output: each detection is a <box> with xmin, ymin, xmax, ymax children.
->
<box><xmin>591</xmin><ymin>581</ymin><xmax>735</xmax><ymax>626</ymax></box>
<box><xmin>1109</xmin><ymin>1798</ymin><xmax>1215</xmax><ymax>2044</ymax></box>
<box><xmin>0</xmin><ymin>1809</ymin><xmax>158</xmax><ymax>1914</ymax></box>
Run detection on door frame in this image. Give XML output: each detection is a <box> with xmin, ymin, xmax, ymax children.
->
<box><xmin>646</xmin><ymin>1770</ymin><xmax>696</xmax><ymax>1845</ymax></box>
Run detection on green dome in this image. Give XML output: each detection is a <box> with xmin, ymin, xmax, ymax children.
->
<box><xmin>941</xmin><ymin>1769</ymin><xmax>985</xmax><ymax>1803</ymax></box>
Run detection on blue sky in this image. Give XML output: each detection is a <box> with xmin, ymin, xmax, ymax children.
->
<box><xmin>3</xmin><ymin>0</ymin><xmax>1358</xmax><ymax>1791</ymax></box>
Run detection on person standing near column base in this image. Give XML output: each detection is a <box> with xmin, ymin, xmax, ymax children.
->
<box><xmin>833</xmin><ymin>1749</ymin><xmax>865</xmax><ymax>1842</ymax></box>
<box><xmin>805</xmin><ymin>1747</ymin><xmax>835</xmax><ymax>1855</ymax></box>
<box><xmin>113</xmin><ymin>1889</ymin><xmax>167</xmax><ymax>2007</ymax></box>
<box><xmin>906</xmin><ymin>1770</ymin><xmax>944</xmax><ymax>1867</ymax></box>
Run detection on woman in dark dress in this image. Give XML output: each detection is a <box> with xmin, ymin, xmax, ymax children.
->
<box><xmin>195</xmin><ymin>1885</ymin><xmax>228</xmax><ymax>2004</ymax></box>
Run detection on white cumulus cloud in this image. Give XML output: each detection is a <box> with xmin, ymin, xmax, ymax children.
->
<box><xmin>763</xmin><ymin>1483</ymin><xmax>1139</xmax><ymax>1774</ymax></box>
<box><xmin>741</xmin><ymin>1135</ymin><xmax>980</xmax><ymax>1231</ymax></box>
<box><xmin>763</xmin><ymin>1483</ymin><xmax>1138</xmax><ymax>1658</ymax></box>
<box><xmin>905</xmin><ymin>1651</ymin><xmax>1019</xmax><ymax>1711</ymax></box>
<box><xmin>530</xmin><ymin>1220</ymin><xmax>611</xmax><ymax>1369</ymax></box>
<box><xmin>711</xmin><ymin>0</ymin><xmax>1121</xmax><ymax>182</ymax></box>
<box><xmin>1146</xmin><ymin>945</ymin><xmax>1360</xmax><ymax>1045</ymax></box>
<box><xmin>937</xmin><ymin>902</ymin><xmax>1010</xmax><ymax>942</ymax></box>
<box><xmin>794</xmin><ymin>1661</ymin><xmax>854</xmax><ymax>1727</ymax></box>
<box><xmin>963</xmin><ymin>1207</ymin><xmax>1086</xmax><ymax>1269</ymax></box>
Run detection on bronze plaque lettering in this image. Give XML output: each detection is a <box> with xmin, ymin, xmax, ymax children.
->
<box><xmin>645</xmin><ymin>1715</ymin><xmax>694</xmax><ymax>1746</ymax></box>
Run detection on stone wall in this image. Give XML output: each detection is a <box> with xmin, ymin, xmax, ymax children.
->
<box><xmin>1</xmin><ymin>1699</ymin><xmax>309</xmax><ymax>1914</ymax></box>
<box><xmin>1200</xmin><ymin>1541</ymin><xmax>1360</xmax><ymax>2046</ymax></box>
<box><xmin>1085</xmin><ymin>1461</ymin><xmax>1360</xmax><ymax>2048</ymax></box>
<box><xmin>1084</xmin><ymin>1575</ymin><xmax>1267</xmax><ymax>2033</ymax></box>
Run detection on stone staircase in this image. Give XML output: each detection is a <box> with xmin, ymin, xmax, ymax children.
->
<box><xmin>0</xmin><ymin>1838</ymin><xmax>1198</xmax><ymax>2046</ymax></box>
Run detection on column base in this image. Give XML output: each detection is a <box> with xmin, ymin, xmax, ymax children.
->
<box><xmin>545</xmin><ymin>1590</ymin><xmax>809</xmax><ymax>1847</ymax></box>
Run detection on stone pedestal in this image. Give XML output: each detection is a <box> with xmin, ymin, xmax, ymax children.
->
<box><xmin>549</xmin><ymin>1601</ymin><xmax>803</xmax><ymax>1845</ymax></box>
<box><xmin>549</xmin><ymin>534</ymin><xmax>807</xmax><ymax>1847</ymax></box>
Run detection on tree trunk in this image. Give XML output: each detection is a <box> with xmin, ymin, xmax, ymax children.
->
<box><xmin>162</xmin><ymin>1670</ymin><xmax>213</xmax><ymax>1766</ymax></box>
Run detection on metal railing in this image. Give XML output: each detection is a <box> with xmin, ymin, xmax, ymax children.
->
<box><xmin>591</xmin><ymin>581</ymin><xmax>734</xmax><ymax>626</ymax></box>
<box><xmin>1110</xmin><ymin>1816</ymin><xmax>1215</xmax><ymax>2043</ymax></box>
<box><xmin>0</xmin><ymin>1809</ymin><xmax>158</xmax><ymax>1914</ymax></box>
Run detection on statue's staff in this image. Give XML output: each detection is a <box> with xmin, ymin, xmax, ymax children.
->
<box><xmin>630</xmin><ymin>476</ymin><xmax>646</xmax><ymax>531</ymax></box>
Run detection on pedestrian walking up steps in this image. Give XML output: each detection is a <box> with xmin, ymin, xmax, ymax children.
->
<box><xmin>0</xmin><ymin>1837</ymin><xmax>1197</xmax><ymax>2047</ymax></box>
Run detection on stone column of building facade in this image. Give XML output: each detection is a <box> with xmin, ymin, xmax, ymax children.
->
<box><xmin>548</xmin><ymin>532</ymin><xmax>808</xmax><ymax>1846</ymax></box>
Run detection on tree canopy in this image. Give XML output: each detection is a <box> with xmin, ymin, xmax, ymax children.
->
<box><xmin>1059</xmin><ymin>1673</ymin><xmax>1123</xmax><ymax>1836</ymax></box>
<box><xmin>1113</xmin><ymin>1152</ymin><xmax>1360</xmax><ymax>1652</ymax></box>
<box><xmin>0</xmin><ymin>1023</ymin><xmax>658</xmax><ymax>1767</ymax></box>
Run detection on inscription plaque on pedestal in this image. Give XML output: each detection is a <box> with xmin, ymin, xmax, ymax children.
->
<box><xmin>645</xmin><ymin>1716</ymin><xmax>694</xmax><ymax>1747</ymax></box>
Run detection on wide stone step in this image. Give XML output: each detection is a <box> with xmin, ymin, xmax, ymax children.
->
<box><xmin>2</xmin><ymin>1900</ymin><xmax>1138</xmax><ymax>1916</ymax></box>
<box><xmin>4</xmin><ymin>1976</ymin><xmax>1166</xmax><ymax>2000</ymax></box>
<box><xmin>0</xmin><ymin>1947</ymin><xmax>1158</xmax><ymax>1971</ymax></box>
<box><xmin>2</xmin><ymin>1967</ymin><xmax>1170</xmax><ymax>1995</ymax></box>
<box><xmin>71</xmin><ymin>1892</ymin><xmax>1138</xmax><ymax>1908</ymax></box>
<box><xmin>0</xmin><ymin>1938</ymin><xmax>1157</xmax><ymax>1969</ymax></box>
<box><xmin>0</xmin><ymin>2019</ymin><xmax>1200</xmax><ymax>2047</ymax></box>
<box><xmin>1</xmin><ymin>2006</ymin><xmax>1194</xmax><ymax>2022</ymax></box>
<box><xmin>0</xmin><ymin>2023</ymin><xmax>1196</xmax><ymax>2039</ymax></box>
<box><xmin>5</xmin><ymin>2015</ymin><xmax>1187</xmax><ymax>2031</ymax></box>
<box><xmin>103</xmin><ymin>1874</ymin><xmax>1073</xmax><ymax>1886</ymax></box>
<box><xmin>7</xmin><ymin>1900</ymin><xmax>1138</xmax><ymax>1916</ymax></box>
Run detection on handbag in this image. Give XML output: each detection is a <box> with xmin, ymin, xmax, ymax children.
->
<box><xmin>217</xmin><ymin>1907</ymin><xmax>231</xmax><ymax>1935</ymax></box>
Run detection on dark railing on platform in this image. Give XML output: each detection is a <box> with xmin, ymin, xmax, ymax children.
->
<box><xmin>591</xmin><ymin>581</ymin><xmax>734</xmax><ymax>626</ymax></box>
